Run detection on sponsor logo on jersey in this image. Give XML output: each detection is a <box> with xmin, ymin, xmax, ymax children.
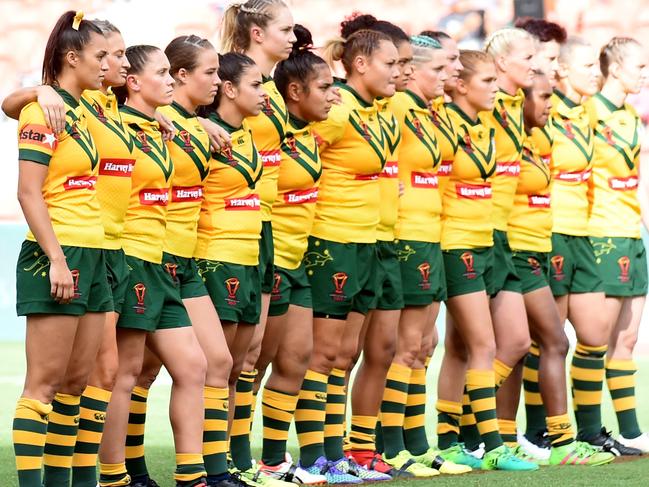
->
<box><xmin>225</xmin><ymin>194</ymin><xmax>260</xmax><ymax>210</ymax></box>
<box><xmin>556</xmin><ymin>170</ymin><xmax>591</xmax><ymax>182</ymax></box>
<box><xmin>608</xmin><ymin>176</ymin><xmax>638</xmax><ymax>191</ymax></box>
<box><xmin>64</xmin><ymin>176</ymin><xmax>97</xmax><ymax>191</ymax></box>
<box><xmin>380</xmin><ymin>160</ymin><xmax>399</xmax><ymax>178</ymax></box>
<box><xmin>284</xmin><ymin>188</ymin><xmax>318</xmax><ymax>204</ymax></box>
<box><xmin>456</xmin><ymin>184</ymin><xmax>492</xmax><ymax>199</ymax></box>
<box><xmin>618</xmin><ymin>256</ymin><xmax>631</xmax><ymax>283</ymax></box>
<box><xmin>260</xmin><ymin>149</ymin><xmax>281</xmax><ymax>167</ymax></box>
<box><xmin>496</xmin><ymin>160</ymin><xmax>521</xmax><ymax>177</ymax></box>
<box><xmin>460</xmin><ymin>252</ymin><xmax>477</xmax><ymax>279</ymax></box>
<box><xmin>19</xmin><ymin>124</ymin><xmax>58</xmax><ymax>150</ymax></box>
<box><xmin>99</xmin><ymin>158</ymin><xmax>135</xmax><ymax>177</ymax></box>
<box><xmin>330</xmin><ymin>272</ymin><xmax>349</xmax><ymax>302</ymax></box>
<box><xmin>354</xmin><ymin>173</ymin><xmax>380</xmax><ymax>181</ymax></box>
<box><xmin>528</xmin><ymin>194</ymin><xmax>551</xmax><ymax>208</ymax></box>
<box><xmin>133</xmin><ymin>283</ymin><xmax>147</xmax><ymax>314</ymax></box>
<box><xmin>411</xmin><ymin>172</ymin><xmax>438</xmax><ymax>188</ymax></box>
<box><xmin>139</xmin><ymin>188</ymin><xmax>169</xmax><ymax>206</ymax></box>
<box><xmin>172</xmin><ymin>185</ymin><xmax>203</xmax><ymax>202</ymax></box>
<box><xmin>437</xmin><ymin>160</ymin><xmax>453</xmax><ymax>176</ymax></box>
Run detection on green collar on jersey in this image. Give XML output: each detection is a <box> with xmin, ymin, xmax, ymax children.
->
<box><xmin>553</xmin><ymin>89</ymin><xmax>579</xmax><ymax>109</ymax></box>
<box><xmin>447</xmin><ymin>102</ymin><xmax>481</xmax><ymax>126</ymax></box>
<box><xmin>288</xmin><ymin>112</ymin><xmax>309</xmax><ymax>130</ymax></box>
<box><xmin>594</xmin><ymin>92</ymin><xmax>624</xmax><ymax>112</ymax></box>
<box><xmin>55</xmin><ymin>87</ymin><xmax>80</xmax><ymax>108</ymax></box>
<box><xmin>208</xmin><ymin>111</ymin><xmax>242</xmax><ymax>133</ymax></box>
<box><xmin>336</xmin><ymin>82</ymin><xmax>374</xmax><ymax>108</ymax></box>
<box><xmin>405</xmin><ymin>89</ymin><xmax>429</xmax><ymax>110</ymax></box>
<box><xmin>170</xmin><ymin>100</ymin><xmax>196</xmax><ymax>118</ymax></box>
<box><xmin>120</xmin><ymin>104</ymin><xmax>156</xmax><ymax>122</ymax></box>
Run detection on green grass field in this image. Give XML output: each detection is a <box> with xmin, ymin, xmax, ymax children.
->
<box><xmin>2</xmin><ymin>341</ymin><xmax>649</xmax><ymax>486</ymax></box>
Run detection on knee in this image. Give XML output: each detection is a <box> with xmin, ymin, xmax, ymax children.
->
<box><xmin>61</xmin><ymin>371</ymin><xmax>91</xmax><ymax>396</ymax></box>
<box><xmin>244</xmin><ymin>342</ymin><xmax>262</xmax><ymax>370</ymax></box>
<box><xmin>208</xmin><ymin>349</ymin><xmax>234</xmax><ymax>380</ymax></box>
<box><xmin>540</xmin><ymin>330</ymin><xmax>570</xmax><ymax>358</ymax></box>
<box><xmin>136</xmin><ymin>361</ymin><xmax>163</xmax><ymax>390</ymax></box>
<box><xmin>467</xmin><ymin>338</ymin><xmax>496</xmax><ymax>363</ymax></box>
<box><xmin>171</xmin><ymin>353</ymin><xmax>207</xmax><ymax>387</ymax></box>
<box><xmin>620</xmin><ymin>332</ymin><xmax>638</xmax><ymax>353</ymax></box>
<box><xmin>512</xmin><ymin>336</ymin><xmax>533</xmax><ymax>361</ymax></box>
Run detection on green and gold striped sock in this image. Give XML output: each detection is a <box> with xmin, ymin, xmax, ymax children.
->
<box><xmin>98</xmin><ymin>462</ymin><xmax>130</xmax><ymax>486</ymax></box>
<box><xmin>203</xmin><ymin>386</ymin><xmax>229</xmax><ymax>477</ymax></box>
<box><xmin>324</xmin><ymin>368</ymin><xmax>346</xmax><ymax>461</ymax></box>
<box><xmin>13</xmin><ymin>397</ymin><xmax>52</xmax><ymax>487</ymax></box>
<box><xmin>571</xmin><ymin>343</ymin><xmax>607</xmax><ymax>438</ymax></box>
<box><xmin>403</xmin><ymin>368</ymin><xmax>429</xmax><ymax>456</ymax></box>
<box><xmin>466</xmin><ymin>369</ymin><xmax>502</xmax><ymax>452</ymax></box>
<box><xmin>380</xmin><ymin>363</ymin><xmax>411</xmax><ymax>458</ymax></box>
<box><xmin>498</xmin><ymin>419</ymin><xmax>518</xmax><ymax>447</ymax></box>
<box><xmin>523</xmin><ymin>342</ymin><xmax>546</xmax><ymax>439</ymax></box>
<box><xmin>230</xmin><ymin>370</ymin><xmax>257</xmax><ymax>471</ymax></box>
<box><xmin>174</xmin><ymin>453</ymin><xmax>206</xmax><ymax>484</ymax></box>
<box><xmin>295</xmin><ymin>370</ymin><xmax>328</xmax><ymax>467</ymax></box>
<box><xmin>125</xmin><ymin>386</ymin><xmax>149</xmax><ymax>479</ymax></box>
<box><xmin>72</xmin><ymin>385</ymin><xmax>111</xmax><ymax>486</ymax></box>
<box><xmin>261</xmin><ymin>387</ymin><xmax>299</xmax><ymax>466</ymax></box>
<box><xmin>459</xmin><ymin>390</ymin><xmax>481</xmax><ymax>450</ymax></box>
<box><xmin>349</xmin><ymin>415</ymin><xmax>377</xmax><ymax>452</ymax></box>
<box><xmin>43</xmin><ymin>393</ymin><xmax>81</xmax><ymax>486</ymax></box>
<box><xmin>493</xmin><ymin>359</ymin><xmax>513</xmax><ymax>389</ymax></box>
<box><xmin>546</xmin><ymin>414</ymin><xmax>574</xmax><ymax>447</ymax></box>
<box><xmin>436</xmin><ymin>399</ymin><xmax>462</xmax><ymax>450</ymax></box>
<box><xmin>606</xmin><ymin>359</ymin><xmax>642</xmax><ymax>439</ymax></box>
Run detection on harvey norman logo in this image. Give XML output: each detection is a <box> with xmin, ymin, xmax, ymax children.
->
<box><xmin>437</xmin><ymin>160</ymin><xmax>453</xmax><ymax>176</ymax></box>
<box><xmin>380</xmin><ymin>160</ymin><xmax>398</xmax><ymax>178</ymax></box>
<box><xmin>456</xmin><ymin>183</ymin><xmax>492</xmax><ymax>199</ymax></box>
<box><xmin>172</xmin><ymin>186</ymin><xmax>203</xmax><ymax>202</ymax></box>
<box><xmin>260</xmin><ymin>150</ymin><xmax>281</xmax><ymax>167</ymax></box>
<box><xmin>556</xmin><ymin>170</ymin><xmax>591</xmax><ymax>182</ymax></box>
<box><xmin>496</xmin><ymin>160</ymin><xmax>521</xmax><ymax>176</ymax></box>
<box><xmin>284</xmin><ymin>188</ymin><xmax>318</xmax><ymax>204</ymax></box>
<box><xmin>99</xmin><ymin>158</ymin><xmax>135</xmax><ymax>177</ymax></box>
<box><xmin>64</xmin><ymin>176</ymin><xmax>96</xmax><ymax>190</ymax></box>
<box><xmin>139</xmin><ymin>188</ymin><xmax>169</xmax><ymax>206</ymax></box>
<box><xmin>608</xmin><ymin>176</ymin><xmax>638</xmax><ymax>191</ymax></box>
<box><xmin>225</xmin><ymin>194</ymin><xmax>260</xmax><ymax>210</ymax></box>
<box><xmin>528</xmin><ymin>194</ymin><xmax>551</xmax><ymax>208</ymax></box>
<box><xmin>411</xmin><ymin>172</ymin><xmax>438</xmax><ymax>188</ymax></box>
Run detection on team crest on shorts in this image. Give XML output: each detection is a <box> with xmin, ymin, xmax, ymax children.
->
<box><xmin>418</xmin><ymin>262</ymin><xmax>431</xmax><ymax>290</ymax></box>
<box><xmin>330</xmin><ymin>272</ymin><xmax>348</xmax><ymax>302</ymax></box>
<box><xmin>164</xmin><ymin>263</ymin><xmax>179</xmax><ymax>285</ymax></box>
<box><xmin>396</xmin><ymin>245</ymin><xmax>416</xmax><ymax>262</ymax></box>
<box><xmin>133</xmin><ymin>283</ymin><xmax>147</xmax><ymax>314</ymax></box>
<box><xmin>303</xmin><ymin>249</ymin><xmax>333</xmax><ymax>268</ymax></box>
<box><xmin>460</xmin><ymin>252</ymin><xmax>477</xmax><ymax>280</ymax></box>
<box><xmin>225</xmin><ymin>277</ymin><xmax>240</xmax><ymax>305</ymax></box>
<box><xmin>550</xmin><ymin>255</ymin><xmax>565</xmax><ymax>281</ymax></box>
<box><xmin>271</xmin><ymin>273</ymin><xmax>282</xmax><ymax>301</ymax></box>
<box><xmin>70</xmin><ymin>269</ymin><xmax>81</xmax><ymax>299</ymax></box>
<box><xmin>618</xmin><ymin>256</ymin><xmax>631</xmax><ymax>283</ymax></box>
<box><xmin>527</xmin><ymin>257</ymin><xmax>542</xmax><ymax>276</ymax></box>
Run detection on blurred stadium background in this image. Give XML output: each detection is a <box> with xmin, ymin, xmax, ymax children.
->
<box><xmin>2</xmin><ymin>0</ymin><xmax>649</xmax><ymax>347</ymax></box>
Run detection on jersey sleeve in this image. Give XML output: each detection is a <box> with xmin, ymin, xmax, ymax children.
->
<box><xmin>17</xmin><ymin>103</ymin><xmax>58</xmax><ymax>166</ymax></box>
<box><xmin>311</xmin><ymin>103</ymin><xmax>349</xmax><ymax>147</ymax></box>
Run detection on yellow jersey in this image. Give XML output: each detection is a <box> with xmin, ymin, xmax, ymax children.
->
<box><xmin>272</xmin><ymin>114</ymin><xmax>322</xmax><ymax>270</ymax></box>
<box><xmin>120</xmin><ymin>106</ymin><xmax>174</xmax><ymax>263</ymax></box>
<box><xmin>586</xmin><ymin>93</ymin><xmax>642</xmax><ymax>238</ymax></box>
<box><xmin>310</xmin><ymin>83</ymin><xmax>387</xmax><ymax>243</ymax></box>
<box><xmin>80</xmin><ymin>89</ymin><xmax>135</xmax><ymax>250</ymax></box>
<box><xmin>158</xmin><ymin>102</ymin><xmax>211</xmax><ymax>258</ymax></box>
<box><xmin>430</xmin><ymin>96</ymin><xmax>458</xmax><ymax>197</ymax></box>
<box><xmin>548</xmin><ymin>90</ymin><xmax>594</xmax><ymax>236</ymax></box>
<box><xmin>245</xmin><ymin>76</ymin><xmax>288</xmax><ymax>221</ymax></box>
<box><xmin>481</xmin><ymin>89</ymin><xmax>525</xmax><ymax>231</ymax></box>
<box><xmin>507</xmin><ymin>136</ymin><xmax>552</xmax><ymax>252</ymax></box>
<box><xmin>441</xmin><ymin>103</ymin><xmax>496</xmax><ymax>250</ymax></box>
<box><xmin>376</xmin><ymin>96</ymin><xmax>401</xmax><ymax>242</ymax></box>
<box><xmin>393</xmin><ymin>90</ymin><xmax>442</xmax><ymax>243</ymax></box>
<box><xmin>18</xmin><ymin>88</ymin><xmax>104</xmax><ymax>248</ymax></box>
<box><xmin>195</xmin><ymin>114</ymin><xmax>263</xmax><ymax>266</ymax></box>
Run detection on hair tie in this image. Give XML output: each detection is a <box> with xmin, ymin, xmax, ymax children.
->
<box><xmin>410</xmin><ymin>35</ymin><xmax>441</xmax><ymax>49</ymax></box>
<box><xmin>72</xmin><ymin>11</ymin><xmax>84</xmax><ymax>30</ymax></box>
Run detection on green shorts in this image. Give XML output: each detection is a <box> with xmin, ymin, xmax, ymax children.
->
<box><xmin>105</xmin><ymin>249</ymin><xmax>130</xmax><ymax>315</ymax></box>
<box><xmin>396</xmin><ymin>240</ymin><xmax>446</xmax><ymax>305</ymax></box>
<box><xmin>16</xmin><ymin>240</ymin><xmax>112</xmax><ymax>316</ymax></box>
<box><xmin>268</xmin><ymin>264</ymin><xmax>313</xmax><ymax>317</ymax></box>
<box><xmin>162</xmin><ymin>252</ymin><xmax>208</xmax><ymax>299</ymax></box>
<box><xmin>304</xmin><ymin>237</ymin><xmax>378</xmax><ymax>319</ymax></box>
<box><xmin>117</xmin><ymin>256</ymin><xmax>191</xmax><ymax>332</ymax></box>
<box><xmin>443</xmin><ymin>247</ymin><xmax>495</xmax><ymax>299</ymax></box>
<box><xmin>374</xmin><ymin>240</ymin><xmax>405</xmax><ymax>311</ymax></box>
<box><xmin>196</xmin><ymin>258</ymin><xmax>261</xmax><ymax>324</ymax></box>
<box><xmin>590</xmin><ymin>237</ymin><xmax>648</xmax><ymax>297</ymax></box>
<box><xmin>549</xmin><ymin>234</ymin><xmax>604</xmax><ymax>296</ymax></box>
<box><xmin>492</xmin><ymin>230</ymin><xmax>522</xmax><ymax>295</ymax></box>
<box><xmin>259</xmin><ymin>221</ymin><xmax>275</xmax><ymax>294</ymax></box>
<box><xmin>511</xmin><ymin>250</ymin><xmax>550</xmax><ymax>294</ymax></box>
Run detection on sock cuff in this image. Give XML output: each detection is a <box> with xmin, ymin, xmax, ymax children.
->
<box><xmin>410</xmin><ymin>368</ymin><xmax>426</xmax><ymax>384</ymax></box>
<box><xmin>493</xmin><ymin>359</ymin><xmax>513</xmax><ymax>377</ymax></box>
<box><xmin>132</xmin><ymin>386</ymin><xmax>150</xmax><ymax>399</ymax></box>
<box><xmin>204</xmin><ymin>386</ymin><xmax>229</xmax><ymax>400</ymax></box>
<box><xmin>331</xmin><ymin>368</ymin><xmax>346</xmax><ymax>379</ymax></box>
<box><xmin>466</xmin><ymin>369</ymin><xmax>495</xmax><ymax>387</ymax></box>
<box><xmin>498</xmin><ymin>418</ymin><xmax>517</xmax><ymax>433</ymax></box>
<box><xmin>54</xmin><ymin>392</ymin><xmax>81</xmax><ymax>405</ymax></box>
<box><xmin>529</xmin><ymin>341</ymin><xmax>540</xmax><ymax>355</ymax></box>
<box><xmin>351</xmin><ymin>415</ymin><xmax>377</xmax><ymax>429</ymax></box>
<box><xmin>575</xmin><ymin>342</ymin><xmax>608</xmax><ymax>357</ymax></box>
<box><xmin>239</xmin><ymin>370</ymin><xmax>258</xmax><ymax>382</ymax></box>
<box><xmin>176</xmin><ymin>453</ymin><xmax>204</xmax><ymax>466</ymax></box>
<box><xmin>424</xmin><ymin>356</ymin><xmax>432</xmax><ymax>368</ymax></box>
<box><xmin>387</xmin><ymin>363</ymin><xmax>412</xmax><ymax>382</ymax></box>
<box><xmin>546</xmin><ymin>413</ymin><xmax>571</xmax><ymax>426</ymax></box>
<box><xmin>304</xmin><ymin>369</ymin><xmax>328</xmax><ymax>383</ymax></box>
<box><xmin>99</xmin><ymin>462</ymin><xmax>127</xmax><ymax>475</ymax></box>
<box><xmin>436</xmin><ymin>399</ymin><xmax>462</xmax><ymax>415</ymax></box>
<box><xmin>16</xmin><ymin>397</ymin><xmax>52</xmax><ymax>417</ymax></box>
<box><xmin>83</xmin><ymin>385</ymin><xmax>112</xmax><ymax>402</ymax></box>
<box><xmin>263</xmin><ymin>387</ymin><xmax>299</xmax><ymax>410</ymax></box>
<box><xmin>606</xmin><ymin>359</ymin><xmax>637</xmax><ymax>371</ymax></box>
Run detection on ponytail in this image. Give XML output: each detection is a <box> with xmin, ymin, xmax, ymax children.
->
<box><xmin>323</xmin><ymin>29</ymin><xmax>392</xmax><ymax>75</ymax></box>
<box><xmin>274</xmin><ymin>24</ymin><xmax>327</xmax><ymax>97</ymax></box>
<box><xmin>220</xmin><ymin>0</ymin><xmax>287</xmax><ymax>53</ymax></box>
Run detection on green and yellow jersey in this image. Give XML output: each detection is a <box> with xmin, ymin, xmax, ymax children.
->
<box><xmin>195</xmin><ymin>114</ymin><xmax>263</xmax><ymax>266</ymax></box>
<box><xmin>507</xmin><ymin>136</ymin><xmax>552</xmax><ymax>252</ymax></box>
<box><xmin>548</xmin><ymin>90</ymin><xmax>594</xmax><ymax>236</ymax></box>
<box><xmin>310</xmin><ymin>83</ymin><xmax>387</xmax><ymax>244</ymax></box>
<box><xmin>441</xmin><ymin>103</ymin><xmax>496</xmax><ymax>250</ymax></box>
<box><xmin>376</xmin><ymin>96</ymin><xmax>401</xmax><ymax>242</ymax></box>
<box><xmin>120</xmin><ymin>106</ymin><xmax>174</xmax><ymax>263</ymax></box>
<box><xmin>392</xmin><ymin>90</ymin><xmax>442</xmax><ymax>243</ymax></box>
<box><xmin>18</xmin><ymin>88</ymin><xmax>103</xmax><ymax>248</ymax></box>
<box><xmin>586</xmin><ymin>93</ymin><xmax>642</xmax><ymax>238</ymax></box>
<box><xmin>430</xmin><ymin>96</ymin><xmax>458</xmax><ymax>196</ymax></box>
<box><xmin>272</xmin><ymin>114</ymin><xmax>322</xmax><ymax>270</ymax></box>
<box><xmin>80</xmin><ymin>88</ymin><xmax>135</xmax><ymax>250</ymax></box>
<box><xmin>158</xmin><ymin>102</ymin><xmax>211</xmax><ymax>258</ymax></box>
<box><xmin>245</xmin><ymin>76</ymin><xmax>288</xmax><ymax>221</ymax></box>
<box><xmin>481</xmin><ymin>89</ymin><xmax>525</xmax><ymax>232</ymax></box>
